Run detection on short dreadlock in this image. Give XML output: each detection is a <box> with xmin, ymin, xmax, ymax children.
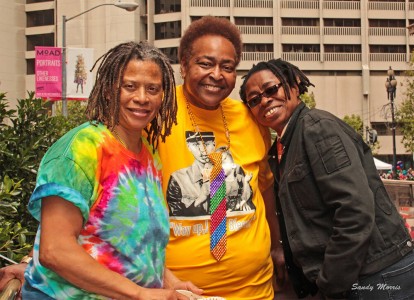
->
<box><xmin>85</xmin><ymin>41</ymin><xmax>177</xmax><ymax>150</ymax></box>
<box><xmin>239</xmin><ymin>58</ymin><xmax>314</xmax><ymax>103</ymax></box>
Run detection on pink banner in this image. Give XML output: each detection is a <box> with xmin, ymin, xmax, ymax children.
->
<box><xmin>35</xmin><ymin>46</ymin><xmax>62</xmax><ymax>99</ymax></box>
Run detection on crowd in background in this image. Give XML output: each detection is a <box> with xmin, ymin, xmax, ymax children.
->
<box><xmin>379</xmin><ymin>161</ymin><xmax>414</xmax><ymax>180</ymax></box>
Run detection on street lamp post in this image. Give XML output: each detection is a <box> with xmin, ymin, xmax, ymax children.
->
<box><xmin>61</xmin><ymin>1</ymin><xmax>139</xmax><ymax>117</ymax></box>
<box><xmin>385</xmin><ymin>66</ymin><xmax>398</xmax><ymax>179</ymax></box>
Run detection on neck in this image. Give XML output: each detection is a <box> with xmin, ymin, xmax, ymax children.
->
<box><xmin>182</xmin><ymin>86</ymin><xmax>220</xmax><ymax>110</ymax></box>
<box><xmin>184</xmin><ymin>95</ymin><xmax>230</xmax><ymax>153</ymax></box>
<box><xmin>112</xmin><ymin>126</ymin><xmax>142</xmax><ymax>154</ymax></box>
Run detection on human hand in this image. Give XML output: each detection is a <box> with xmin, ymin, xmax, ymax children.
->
<box><xmin>271</xmin><ymin>246</ymin><xmax>287</xmax><ymax>288</ymax></box>
<box><xmin>171</xmin><ymin>280</ymin><xmax>204</xmax><ymax>298</ymax></box>
<box><xmin>137</xmin><ymin>288</ymin><xmax>192</xmax><ymax>299</ymax></box>
<box><xmin>0</xmin><ymin>263</ymin><xmax>27</xmax><ymax>300</ymax></box>
<box><xmin>163</xmin><ymin>268</ymin><xmax>204</xmax><ymax>298</ymax></box>
<box><xmin>194</xmin><ymin>182</ymin><xmax>210</xmax><ymax>207</ymax></box>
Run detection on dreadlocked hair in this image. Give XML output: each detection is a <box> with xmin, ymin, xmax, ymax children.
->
<box><xmin>85</xmin><ymin>41</ymin><xmax>177</xmax><ymax>151</ymax></box>
<box><xmin>239</xmin><ymin>58</ymin><xmax>314</xmax><ymax>103</ymax></box>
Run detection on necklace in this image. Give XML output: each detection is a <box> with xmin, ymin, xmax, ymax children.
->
<box><xmin>184</xmin><ymin>95</ymin><xmax>230</xmax><ymax>156</ymax></box>
<box><xmin>112</xmin><ymin>129</ymin><xmax>127</xmax><ymax>148</ymax></box>
<box><xmin>112</xmin><ymin>129</ymin><xmax>143</xmax><ymax>153</ymax></box>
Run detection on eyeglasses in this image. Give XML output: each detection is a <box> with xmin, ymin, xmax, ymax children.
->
<box><xmin>246</xmin><ymin>83</ymin><xmax>283</xmax><ymax>108</ymax></box>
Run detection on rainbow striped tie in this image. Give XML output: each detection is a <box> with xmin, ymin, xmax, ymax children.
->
<box><xmin>209</xmin><ymin>152</ymin><xmax>227</xmax><ymax>261</ymax></box>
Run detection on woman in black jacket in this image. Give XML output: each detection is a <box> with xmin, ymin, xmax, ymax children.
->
<box><xmin>239</xmin><ymin>58</ymin><xmax>414</xmax><ymax>300</ymax></box>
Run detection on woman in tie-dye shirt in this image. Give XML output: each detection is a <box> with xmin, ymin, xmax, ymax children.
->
<box><xmin>22</xmin><ymin>41</ymin><xmax>199</xmax><ymax>299</ymax></box>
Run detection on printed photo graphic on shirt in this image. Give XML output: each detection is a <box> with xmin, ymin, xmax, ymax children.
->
<box><xmin>166</xmin><ymin>131</ymin><xmax>255</xmax><ymax>217</ymax></box>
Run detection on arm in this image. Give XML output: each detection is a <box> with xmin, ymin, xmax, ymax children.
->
<box><xmin>257</xmin><ymin>124</ymin><xmax>286</xmax><ymax>284</ymax></box>
<box><xmin>304</xmin><ymin>117</ymin><xmax>375</xmax><ymax>296</ymax></box>
<box><xmin>261</xmin><ymin>184</ymin><xmax>285</xmax><ymax>283</ymax></box>
<box><xmin>39</xmin><ymin>196</ymin><xmax>186</xmax><ymax>300</ymax></box>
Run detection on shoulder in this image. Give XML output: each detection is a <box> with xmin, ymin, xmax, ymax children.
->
<box><xmin>221</xmin><ymin>97</ymin><xmax>252</xmax><ymax>120</ymax></box>
<box><xmin>302</xmin><ymin>108</ymin><xmax>347</xmax><ymax>130</ymax></box>
<box><xmin>43</xmin><ymin>122</ymin><xmax>107</xmax><ymax>163</ymax></box>
<box><xmin>301</xmin><ymin>109</ymin><xmax>362</xmax><ymax>143</ymax></box>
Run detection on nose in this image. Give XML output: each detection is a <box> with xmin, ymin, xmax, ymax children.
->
<box><xmin>209</xmin><ymin>65</ymin><xmax>223</xmax><ymax>80</ymax></box>
<box><xmin>132</xmin><ymin>87</ymin><xmax>149</xmax><ymax>104</ymax></box>
<box><xmin>260</xmin><ymin>94</ymin><xmax>273</xmax><ymax>106</ymax></box>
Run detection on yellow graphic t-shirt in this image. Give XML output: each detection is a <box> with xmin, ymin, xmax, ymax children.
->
<box><xmin>158</xmin><ymin>85</ymin><xmax>274</xmax><ymax>300</ymax></box>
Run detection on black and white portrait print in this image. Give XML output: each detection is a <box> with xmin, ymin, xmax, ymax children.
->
<box><xmin>167</xmin><ymin>131</ymin><xmax>255</xmax><ymax>217</ymax></box>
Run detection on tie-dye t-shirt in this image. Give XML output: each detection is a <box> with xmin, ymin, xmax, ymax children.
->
<box><xmin>24</xmin><ymin>122</ymin><xmax>169</xmax><ymax>299</ymax></box>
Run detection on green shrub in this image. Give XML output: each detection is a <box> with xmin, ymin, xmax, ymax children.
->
<box><xmin>0</xmin><ymin>92</ymin><xmax>87</xmax><ymax>266</ymax></box>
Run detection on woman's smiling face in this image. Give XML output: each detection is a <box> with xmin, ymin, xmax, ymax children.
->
<box><xmin>180</xmin><ymin>35</ymin><xmax>237</xmax><ymax>110</ymax></box>
<box><xmin>244</xmin><ymin>69</ymin><xmax>301</xmax><ymax>135</ymax></box>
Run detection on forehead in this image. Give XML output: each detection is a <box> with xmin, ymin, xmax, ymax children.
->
<box><xmin>190</xmin><ymin>35</ymin><xmax>236</xmax><ymax>63</ymax></box>
<box><xmin>246</xmin><ymin>70</ymin><xmax>279</xmax><ymax>91</ymax></box>
<box><xmin>123</xmin><ymin>59</ymin><xmax>163</xmax><ymax>82</ymax></box>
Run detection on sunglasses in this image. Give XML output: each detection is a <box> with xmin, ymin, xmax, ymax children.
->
<box><xmin>246</xmin><ymin>83</ymin><xmax>283</xmax><ymax>108</ymax></box>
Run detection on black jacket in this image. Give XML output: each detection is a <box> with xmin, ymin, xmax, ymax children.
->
<box><xmin>269</xmin><ymin>102</ymin><xmax>412</xmax><ymax>298</ymax></box>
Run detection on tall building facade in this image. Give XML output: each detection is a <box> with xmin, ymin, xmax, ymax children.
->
<box><xmin>1</xmin><ymin>0</ymin><xmax>413</xmax><ymax>165</ymax></box>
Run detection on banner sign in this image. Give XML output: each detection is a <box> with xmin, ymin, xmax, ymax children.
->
<box><xmin>66</xmin><ymin>48</ymin><xmax>94</xmax><ymax>100</ymax></box>
<box><xmin>35</xmin><ymin>46</ymin><xmax>62</xmax><ymax>99</ymax></box>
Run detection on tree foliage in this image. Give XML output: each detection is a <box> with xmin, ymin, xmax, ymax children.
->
<box><xmin>397</xmin><ymin>57</ymin><xmax>414</xmax><ymax>153</ymax></box>
<box><xmin>342</xmin><ymin>113</ymin><xmax>379</xmax><ymax>153</ymax></box>
<box><xmin>343</xmin><ymin>114</ymin><xmax>363</xmax><ymax>136</ymax></box>
<box><xmin>0</xmin><ymin>92</ymin><xmax>87</xmax><ymax>265</ymax></box>
<box><xmin>300</xmin><ymin>91</ymin><xmax>316</xmax><ymax>109</ymax></box>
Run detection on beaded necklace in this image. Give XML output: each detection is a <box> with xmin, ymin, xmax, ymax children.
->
<box><xmin>184</xmin><ymin>96</ymin><xmax>230</xmax><ymax>155</ymax></box>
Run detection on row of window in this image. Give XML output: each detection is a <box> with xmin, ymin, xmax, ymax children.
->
<box><xmin>283</xmin><ymin>44</ymin><xmax>408</xmax><ymax>53</ymax></box>
<box><xmin>156</xmin><ymin>44</ymin><xmax>410</xmax><ymax>64</ymax></box>
<box><xmin>153</xmin><ymin>0</ymin><xmax>414</xmax><ymax>12</ymax></box>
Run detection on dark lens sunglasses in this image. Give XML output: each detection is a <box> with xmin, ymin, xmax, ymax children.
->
<box><xmin>247</xmin><ymin>83</ymin><xmax>283</xmax><ymax>108</ymax></box>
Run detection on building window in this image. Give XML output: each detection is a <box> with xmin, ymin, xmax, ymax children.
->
<box><xmin>325</xmin><ymin>44</ymin><xmax>361</xmax><ymax>53</ymax></box>
<box><xmin>26</xmin><ymin>33</ymin><xmax>54</xmax><ymax>51</ymax></box>
<box><xmin>281</xmin><ymin>18</ymin><xmax>319</xmax><ymax>26</ymax></box>
<box><xmin>243</xmin><ymin>44</ymin><xmax>274</xmax><ymax>52</ymax></box>
<box><xmin>27</xmin><ymin>59</ymin><xmax>35</xmax><ymax>75</ymax></box>
<box><xmin>191</xmin><ymin>16</ymin><xmax>229</xmax><ymax>22</ymax></box>
<box><xmin>26</xmin><ymin>0</ymin><xmax>53</xmax><ymax>3</ymax></box>
<box><xmin>234</xmin><ymin>17</ymin><xmax>273</xmax><ymax>26</ymax></box>
<box><xmin>155</xmin><ymin>0</ymin><xmax>181</xmax><ymax>14</ymax></box>
<box><xmin>370</xmin><ymin>45</ymin><xmax>405</xmax><ymax>53</ymax></box>
<box><xmin>324</xmin><ymin>19</ymin><xmax>360</xmax><ymax>27</ymax></box>
<box><xmin>26</xmin><ymin>9</ymin><xmax>54</xmax><ymax>27</ymax></box>
<box><xmin>161</xmin><ymin>47</ymin><xmax>178</xmax><ymax>64</ymax></box>
<box><xmin>282</xmin><ymin>44</ymin><xmax>320</xmax><ymax>52</ymax></box>
<box><xmin>155</xmin><ymin>21</ymin><xmax>181</xmax><ymax>40</ymax></box>
<box><xmin>368</xmin><ymin>0</ymin><xmax>404</xmax><ymax>2</ymax></box>
<box><xmin>369</xmin><ymin>19</ymin><xmax>405</xmax><ymax>28</ymax></box>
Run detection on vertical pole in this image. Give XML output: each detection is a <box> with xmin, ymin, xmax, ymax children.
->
<box><xmin>62</xmin><ymin>15</ymin><xmax>68</xmax><ymax>117</ymax></box>
<box><xmin>390</xmin><ymin>91</ymin><xmax>397</xmax><ymax>179</ymax></box>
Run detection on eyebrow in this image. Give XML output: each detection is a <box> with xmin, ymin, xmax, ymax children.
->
<box><xmin>196</xmin><ymin>55</ymin><xmax>235</xmax><ymax>64</ymax></box>
<box><xmin>247</xmin><ymin>81</ymin><xmax>275</xmax><ymax>97</ymax></box>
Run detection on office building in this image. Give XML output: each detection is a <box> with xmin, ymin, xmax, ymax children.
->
<box><xmin>1</xmin><ymin>0</ymin><xmax>413</xmax><ymax>165</ymax></box>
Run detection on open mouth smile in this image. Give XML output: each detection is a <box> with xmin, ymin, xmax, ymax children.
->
<box><xmin>203</xmin><ymin>84</ymin><xmax>223</xmax><ymax>92</ymax></box>
<box><xmin>128</xmin><ymin>108</ymin><xmax>151</xmax><ymax>117</ymax></box>
<box><xmin>265</xmin><ymin>104</ymin><xmax>283</xmax><ymax>118</ymax></box>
